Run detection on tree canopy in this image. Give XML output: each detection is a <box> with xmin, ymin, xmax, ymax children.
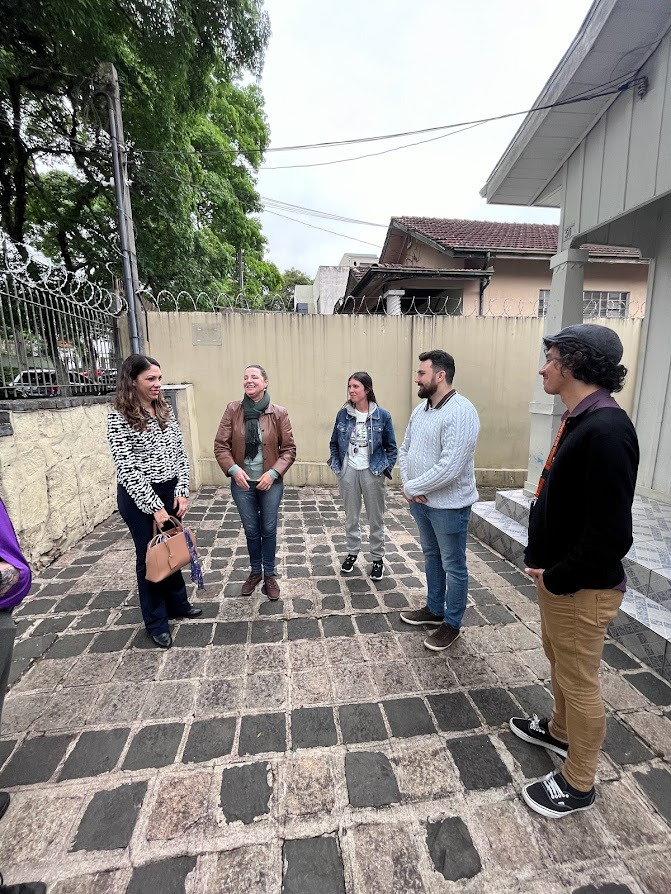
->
<box><xmin>0</xmin><ymin>0</ymin><xmax>284</xmax><ymax>304</ymax></box>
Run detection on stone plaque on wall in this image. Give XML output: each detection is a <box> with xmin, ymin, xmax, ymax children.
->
<box><xmin>192</xmin><ymin>322</ymin><xmax>222</xmax><ymax>346</ymax></box>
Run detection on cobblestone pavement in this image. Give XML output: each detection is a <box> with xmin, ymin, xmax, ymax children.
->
<box><xmin>1</xmin><ymin>486</ymin><xmax>670</xmax><ymax>893</ymax></box>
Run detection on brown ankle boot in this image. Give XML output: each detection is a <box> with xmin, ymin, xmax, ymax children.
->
<box><xmin>262</xmin><ymin>575</ymin><xmax>280</xmax><ymax>600</ymax></box>
<box><xmin>241</xmin><ymin>571</ymin><xmax>263</xmax><ymax>595</ymax></box>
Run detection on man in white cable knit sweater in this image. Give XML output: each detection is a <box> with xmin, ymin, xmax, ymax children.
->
<box><xmin>399</xmin><ymin>350</ymin><xmax>480</xmax><ymax>651</ymax></box>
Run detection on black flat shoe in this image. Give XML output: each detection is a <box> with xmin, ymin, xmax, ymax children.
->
<box><xmin>180</xmin><ymin>606</ymin><xmax>203</xmax><ymax>618</ymax></box>
<box><xmin>0</xmin><ymin>791</ymin><xmax>9</xmax><ymax>821</ymax></box>
<box><xmin>151</xmin><ymin>632</ymin><xmax>172</xmax><ymax>648</ymax></box>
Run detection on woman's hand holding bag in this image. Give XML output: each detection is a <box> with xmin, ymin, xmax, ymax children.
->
<box><xmin>145</xmin><ymin>515</ymin><xmax>199</xmax><ymax>584</ymax></box>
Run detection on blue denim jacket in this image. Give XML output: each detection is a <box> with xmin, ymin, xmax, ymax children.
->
<box><xmin>328</xmin><ymin>403</ymin><xmax>397</xmax><ymax>479</ymax></box>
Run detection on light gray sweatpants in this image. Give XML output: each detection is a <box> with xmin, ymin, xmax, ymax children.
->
<box><xmin>338</xmin><ymin>464</ymin><xmax>386</xmax><ymax>560</ymax></box>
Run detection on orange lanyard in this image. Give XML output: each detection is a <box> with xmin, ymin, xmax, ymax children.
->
<box><xmin>535</xmin><ymin>420</ymin><xmax>566</xmax><ymax>499</ymax></box>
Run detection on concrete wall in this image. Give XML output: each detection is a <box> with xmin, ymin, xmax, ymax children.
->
<box><xmin>0</xmin><ymin>400</ymin><xmax>117</xmax><ymax>569</ymax></box>
<box><xmin>145</xmin><ymin>312</ymin><xmax>642</xmax><ymax>490</ymax></box>
<box><xmin>293</xmin><ymin>283</ymin><xmax>315</xmax><ymax>313</ymax></box>
<box><xmin>314</xmin><ymin>266</ymin><xmax>350</xmax><ymax>314</ymax></box>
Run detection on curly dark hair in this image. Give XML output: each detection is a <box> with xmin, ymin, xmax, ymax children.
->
<box><xmin>114</xmin><ymin>354</ymin><xmax>171</xmax><ymax>431</ymax></box>
<box><xmin>544</xmin><ymin>338</ymin><xmax>627</xmax><ymax>393</ymax></box>
<box><xmin>419</xmin><ymin>350</ymin><xmax>456</xmax><ymax>383</ymax></box>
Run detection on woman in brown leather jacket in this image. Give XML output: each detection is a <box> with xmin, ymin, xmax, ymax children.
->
<box><xmin>214</xmin><ymin>364</ymin><xmax>296</xmax><ymax>600</ymax></box>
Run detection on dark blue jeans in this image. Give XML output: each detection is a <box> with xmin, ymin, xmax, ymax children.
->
<box><xmin>231</xmin><ymin>479</ymin><xmax>284</xmax><ymax>576</ymax></box>
<box><xmin>118</xmin><ymin>479</ymin><xmax>191</xmax><ymax>637</ymax></box>
<box><xmin>409</xmin><ymin>503</ymin><xmax>471</xmax><ymax>629</ymax></box>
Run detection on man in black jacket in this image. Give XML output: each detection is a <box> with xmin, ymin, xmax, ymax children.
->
<box><xmin>509</xmin><ymin>323</ymin><xmax>639</xmax><ymax>819</ymax></box>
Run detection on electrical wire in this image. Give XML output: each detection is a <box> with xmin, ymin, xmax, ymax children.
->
<box><xmin>130</xmin><ymin>161</ymin><xmax>383</xmax><ymax>248</ymax></box>
<box><xmin>260</xmin><ymin>197</ymin><xmax>386</xmax><ymax>227</ymax></box>
<box><xmin>129</xmin><ymin>77</ymin><xmax>636</xmax><ymax>159</ymax></box>
<box><xmin>260</xmin><ymin>121</ymin><xmax>484</xmax><ymax>170</ymax></box>
<box><xmin>263</xmin><ymin>210</ymin><xmax>382</xmax><ymax>247</ymax></box>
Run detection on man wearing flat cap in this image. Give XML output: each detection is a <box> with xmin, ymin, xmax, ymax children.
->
<box><xmin>509</xmin><ymin>323</ymin><xmax>639</xmax><ymax>819</ymax></box>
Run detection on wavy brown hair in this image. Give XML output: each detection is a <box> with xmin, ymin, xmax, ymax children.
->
<box><xmin>114</xmin><ymin>354</ymin><xmax>171</xmax><ymax>431</ymax></box>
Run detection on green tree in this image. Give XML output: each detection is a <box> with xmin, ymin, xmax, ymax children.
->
<box><xmin>0</xmin><ymin>0</ymin><xmax>279</xmax><ymax>303</ymax></box>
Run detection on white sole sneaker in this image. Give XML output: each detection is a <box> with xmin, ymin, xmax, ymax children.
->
<box><xmin>509</xmin><ymin>717</ymin><xmax>569</xmax><ymax>759</ymax></box>
<box><xmin>399</xmin><ymin>612</ymin><xmax>443</xmax><ymax>627</ymax></box>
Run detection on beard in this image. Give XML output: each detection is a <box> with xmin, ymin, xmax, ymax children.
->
<box><xmin>417</xmin><ymin>379</ymin><xmax>438</xmax><ymax>399</ymax></box>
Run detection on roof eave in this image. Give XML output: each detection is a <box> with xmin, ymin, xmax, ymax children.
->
<box><xmin>387</xmin><ymin>220</ymin><xmax>456</xmax><ymax>260</ymax></box>
<box><xmin>480</xmin><ymin>0</ymin><xmax>620</xmax><ymax>204</ymax></box>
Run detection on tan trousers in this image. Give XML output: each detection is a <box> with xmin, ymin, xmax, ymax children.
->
<box><xmin>538</xmin><ymin>581</ymin><xmax>622</xmax><ymax>792</ymax></box>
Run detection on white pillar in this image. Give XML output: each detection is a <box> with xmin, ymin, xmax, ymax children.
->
<box><xmin>384</xmin><ymin>289</ymin><xmax>404</xmax><ymax>316</ymax></box>
<box><xmin>524</xmin><ymin>248</ymin><xmax>588</xmax><ymax>494</ymax></box>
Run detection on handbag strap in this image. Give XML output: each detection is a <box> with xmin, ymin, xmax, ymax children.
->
<box><xmin>152</xmin><ymin>515</ymin><xmax>184</xmax><ymax>536</ymax></box>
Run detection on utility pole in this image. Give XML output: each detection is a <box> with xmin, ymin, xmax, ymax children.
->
<box><xmin>237</xmin><ymin>248</ymin><xmax>245</xmax><ymax>296</ymax></box>
<box><xmin>94</xmin><ymin>63</ymin><xmax>144</xmax><ymax>354</ymax></box>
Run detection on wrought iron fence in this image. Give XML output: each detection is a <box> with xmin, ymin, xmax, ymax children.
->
<box><xmin>0</xmin><ymin>246</ymin><xmax>126</xmax><ymax>401</ymax></box>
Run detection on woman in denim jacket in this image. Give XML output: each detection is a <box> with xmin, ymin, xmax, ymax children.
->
<box><xmin>328</xmin><ymin>372</ymin><xmax>397</xmax><ymax>579</ymax></box>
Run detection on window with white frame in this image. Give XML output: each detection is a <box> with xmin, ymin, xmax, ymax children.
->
<box><xmin>538</xmin><ymin>290</ymin><xmax>629</xmax><ymax>318</ymax></box>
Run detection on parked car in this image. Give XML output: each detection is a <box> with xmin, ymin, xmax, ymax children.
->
<box><xmin>11</xmin><ymin>369</ymin><xmax>104</xmax><ymax>398</ymax></box>
<box><xmin>68</xmin><ymin>372</ymin><xmax>102</xmax><ymax>396</ymax></box>
<box><xmin>98</xmin><ymin>368</ymin><xmax>118</xmax><ymax>392</ymax></box>
<box><xmin>11</xmin><ymin>369</ymin><xmax>59</xmax><ymax>398</ymax></box>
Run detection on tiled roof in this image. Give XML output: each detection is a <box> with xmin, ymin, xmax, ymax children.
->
<box><xmin>393</xmin><ymin>217</ymin><xmax>639</xmax><ymax>256</ymax></box>
<box><xmin>348</xmin><ymin>265</ymin><xmax>371</xmax><ymax>282</ymax></box>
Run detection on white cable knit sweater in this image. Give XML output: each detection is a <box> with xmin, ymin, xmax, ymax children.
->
<box><xmin>399</xmin><ymin>393</ymin><xmax>480</xmax><ymax>508</ymax></box>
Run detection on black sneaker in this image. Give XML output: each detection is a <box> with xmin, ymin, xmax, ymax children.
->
<box><xmin>423</xmin><ymin>623</ymin><xmax>460</xmax><ymax>651</ymax></box>
<box><xmin>522</xmin><ymin>771</ymin><xmax>595</xmax><ymax>819</ymax></box>
<box><xmin>341</xmin><ymin>554</ymin><xmax>357</xmax><ymax>574</ymax></box>
<box><xmin>370</xmin><ymin>560</ymin><xmax>383</xmax><ymax>580</ymax></box>
<box><xmin>509</xmin><ymin>714</ymin><xmax>569</xmax><ymax>759</ymax></box>
<box><xmin>399</xmin><ymin>607</ymin><xmax>443</xmax><ymax>627</ymax></box>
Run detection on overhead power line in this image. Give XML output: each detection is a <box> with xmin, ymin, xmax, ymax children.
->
<box><xmin>260</xmin><ymin>121</ymin><xmax>484</xmax><ymax>170</ymax></box>
<box><xmin>128</xmin><ymin>76</ymin><xmax>637</xmax><ymax>161</ymax></box>
<box><xmin>261</xmin><ymin>197</ymin><xmax>386</xmax><ymax>227</ymax></box>
<box><xmin>129</xmin><ymin>161</ymin><xmax>383</xmax><ymax>244</ymax></box>
<box><xmin>263</xmin><ymin>210</ymin><xmax>382</xmax><ymax>248</ymax></box>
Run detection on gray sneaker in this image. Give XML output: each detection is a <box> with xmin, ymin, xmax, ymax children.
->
<box><xmin>399</xmin><ymin>607</ymin><xmax>443</xmax><ymax>627</ymax></box>
<box><xmin>423</xmin><ymin>623</ymin><xmax>461</xmax><ymax>651</ymax></box>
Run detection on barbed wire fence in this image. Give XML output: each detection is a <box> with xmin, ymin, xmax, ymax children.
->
<box><xmin>140</xmin><ymin>288</ymin><xmax>294</xmax><ymax>313</ymax></box>
<box><xmin>141</xmin><ymin>288</ymin><xmax>646</xmax><ymax>318</ymax></box>
<box><xmin>332</xmin><ymin>291</ymin><xmax>647</xmax><ymax>318</ymax></box>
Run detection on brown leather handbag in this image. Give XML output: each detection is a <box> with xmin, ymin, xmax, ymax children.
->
<box><xmin>145</xmin><ymin>516</ymin><xmax>198</xmax><ymax>583</ymax></box>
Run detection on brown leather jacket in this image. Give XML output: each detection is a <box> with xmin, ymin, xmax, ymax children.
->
<box><xmin>214</xmin><ymin>400</ymin><xmax>296</xmax><ymax>478</ymax></box>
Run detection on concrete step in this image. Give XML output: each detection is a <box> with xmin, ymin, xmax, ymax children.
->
<box><xmin>494</xmin><ymin>489</ymin><xmax>532</xmax><ymax>526</ymax></box>
<box><xmin>621</xmin><ymin>587</ymin><xmax>671</xmax><ymax>643</ymax></box>
<box><xmin>490</xmin><ymin>492</ymin><xmax>668</xmax><ymax>615</ymax></box>
<box><xmin>471</xmin><ymin>501</ymin><xmax>671</xmax><ymax>639</ymax></box>
<box><xmin>469</xmin><ymin>501</ymin><xmax>527</xmax><ymax>571</ymax></box>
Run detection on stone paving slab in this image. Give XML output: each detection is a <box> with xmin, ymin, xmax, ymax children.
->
<box><xmin>0</xmin><ymin>485</ymin><xmax>670</xmax><ymax>892</ymax></box>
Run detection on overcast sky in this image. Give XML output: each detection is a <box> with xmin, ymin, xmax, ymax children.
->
<box><xmin>255</xmin><ymin>0</ymin><xmax>595</xmax><ymax>277</ymax></box>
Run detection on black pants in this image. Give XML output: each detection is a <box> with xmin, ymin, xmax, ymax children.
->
<box><xmin>0</xmin><ymin>610</ymin><xmax>15</xmax><ymax>728</ymax></box>
<box><xmin>117</xmin><ymin>479</ymin><xmax>191</xmax><ymax>637</ymax></box>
